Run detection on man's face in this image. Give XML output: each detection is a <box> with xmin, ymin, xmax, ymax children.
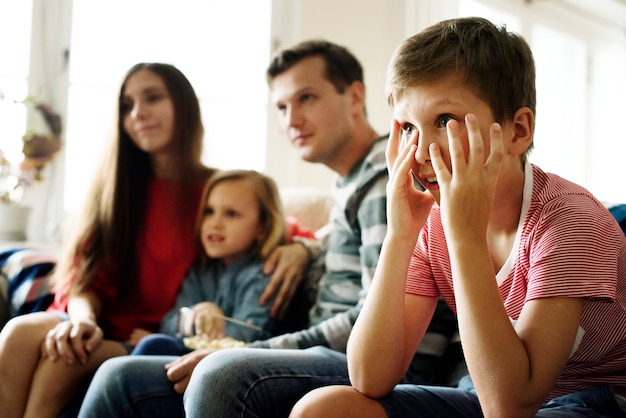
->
<box><xmin>270</xmin><ymin>56</ymin><xmax>355</xmax><ymax>168</ymax></box>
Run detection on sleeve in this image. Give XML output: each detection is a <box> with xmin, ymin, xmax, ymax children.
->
<box><xmin>225</xmin><ymin>263</ymin><xmax>275</xmax><ymax>342</ymax></box>
<box><xmin>527</xmin><ymin>196</ymin><xmax>623</xmax><ymax>301</ymax></box>
<box><xmin>248</xmin><ymin>305</ymin><xmax>359</xmax><ymax>351</ymax></box>
<box><xmin>159</xmin><ymin>264</ymin><xmax>207</xmax><ymax>335</ymax></box>
<box><xmin>355</xmin><ymin>172</ymin><xmax>388</xmax><ymax>296</ymax></box>
<box><xmin>249</xmin><ymin>171</ymin><xmax>388</xmax><ymax>352</ymax></box>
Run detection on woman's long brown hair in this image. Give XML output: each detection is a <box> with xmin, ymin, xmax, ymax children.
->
<box><xmin>51</xmin><ymin>63</ymin><xmax>214</xmax><ymax>301</ymax></box>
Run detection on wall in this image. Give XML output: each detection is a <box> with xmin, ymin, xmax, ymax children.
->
<box><xmin>263</xmin><ymin>0</ymin><xmax>408</xmax><ymax>191</ymax></box>
<box><xmin>263</xmin><ymin>0</ymin><xmax>626</xmax><ymax>204</ymax></box>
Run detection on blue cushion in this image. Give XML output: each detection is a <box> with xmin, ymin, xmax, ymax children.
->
<box><xmin>608</xmin><ymin>204</ymin><xmax>626</xmax><ymax>235</ymax></box>
<box><xmin>0</xmin><ymin>247</ymin><xmax>57</xmax><ymax>317</ymax></box>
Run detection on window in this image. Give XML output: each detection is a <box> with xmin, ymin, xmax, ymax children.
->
<box><xmin>65</xmin><ymin>0</ymin><xmax>272</xmax><ymax>212</ymax></box>
<box><xmin>0</xmin><ymin>0</ymin><xmax>32</xmax><ymax>165</ymax></box>
<box><xmin>459</xmin><ymin>0</ymin><xmax>626</xmax><ymax>202</ymax></box>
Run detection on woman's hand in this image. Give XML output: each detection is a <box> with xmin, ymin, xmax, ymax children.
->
<box><xmin>385</xmin><ymin>120</ymin><xmax>435</xmax><ymax>240</ymax></box>
<box><xmin>260</xmin><ymin>242</ymin><xmax>309</xmax><ymax>319</ymax></box>
<box><xmin>41</xmin><ymin>318</ymin><xmax>103</xmax><ymax>365</ymax></box>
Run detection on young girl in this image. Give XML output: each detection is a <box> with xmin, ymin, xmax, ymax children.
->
<box><xmin>131</xmin><ymin>169</ymin><xmax>290</xmax><ymax>356</ymax></box>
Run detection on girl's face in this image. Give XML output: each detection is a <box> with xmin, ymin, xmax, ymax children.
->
<box><xmin>200</xmin><ymin>179</ymin><xmax>265</xmax><ymax>265</ymax></box>
<box><xmin>392</xmin><ymin>76</ymin><xmax>497</xmax><ymax>204</ymax></box>
<box><xmin>121</xmin><ymin>69</ymin><xmax>176</xmax><ymax>156</ymax></box>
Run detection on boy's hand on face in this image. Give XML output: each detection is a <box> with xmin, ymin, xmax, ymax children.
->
<box><xmin>385</xmin><ymin>120</ymin><xmax>435</xmax><ymax>241</ymax></box>
<box><xmin>430</xmin><ymin>113</ymin><xmax>504</xmax><ymax>242</ymax></box>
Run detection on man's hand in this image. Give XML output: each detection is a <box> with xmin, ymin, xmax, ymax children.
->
<box><xmin>164</xmin><ymin>348</ymin><xmax>218</xmax><ymax>394</ymax></box>
<box><xmin>260</xmin><ymin>242</ymin><xmax>309</xmax><ymax>319</ymax></box>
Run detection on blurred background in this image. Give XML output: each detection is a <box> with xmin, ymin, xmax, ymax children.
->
<box><xmin>1</xmin><ymin>0</ymin><xmax>625</xmax><ymax>243</ymax></box>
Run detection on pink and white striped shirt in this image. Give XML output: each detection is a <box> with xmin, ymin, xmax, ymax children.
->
<box><xmin>407</xmin><ymin>163</ymin><xmax>626</xmax><ymax>399</ymax></box>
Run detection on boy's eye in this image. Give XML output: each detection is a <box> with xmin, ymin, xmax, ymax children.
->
<box><xmin>203</xmin><ymin>207</ymin><xmax>214</xmax><ymax>216</ymax></box>
<box><xmin>438</xmin><ymin>115</ymin><xmax>454</xmax><ymax>128</ymax></box>
<box><xmin>226</xmin><ymin>209</ymin><xmax>239</xmax><ymax>218</ymax></box>
<box><xmin>401</xmin><ymin>123</ymin><xmax>415</xmax><ymax>138</ymax></box>
<box><xmin>300</xmin><ymin>93</ymin><xmax>313</xmax><ymax>103</ymax></box>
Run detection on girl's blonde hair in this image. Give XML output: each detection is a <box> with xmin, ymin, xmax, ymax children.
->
<box><xmin>196</xmin><ymin>170</ymin><xmax>286</xmax><ymax>262</ymax></box>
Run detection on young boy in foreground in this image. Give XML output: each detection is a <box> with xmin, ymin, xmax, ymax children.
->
<box><xmin>289</xmin><ymin>17</ymin><xmax>626</xmax><ymax>418</ymax></box>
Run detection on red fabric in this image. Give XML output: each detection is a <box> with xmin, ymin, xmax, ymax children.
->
<box><xmin>286</xmin><ymin>216</ymin><xmax>316</xmax><ymax>240</ymax></box>
<box><xmin>48</xmin><ymin>179</ymin><xmax>205</xmax><ymax>341</ymax></box>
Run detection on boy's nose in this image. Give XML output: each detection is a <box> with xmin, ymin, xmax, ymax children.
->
<box><xmin>414</xmin><ymin>133</ymin><xmax>433</xmax><ymax>165</ymax></box>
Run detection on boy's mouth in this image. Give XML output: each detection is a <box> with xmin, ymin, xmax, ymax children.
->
<box><xmin>423</xmin><ymin>175</ymin><xmax>437</xmax><ymax>185</ymax></box>
<box><xmin>414</xmin><ymin>172</ymin><xmax>438</xmax><ymax>191</ymax></box>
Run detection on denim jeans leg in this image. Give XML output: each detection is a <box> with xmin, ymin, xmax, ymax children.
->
<box><xmin>184</xmin><ymin>346</ymin><xmax>350</xmax><ymax>418</ymax></box>
<box><xmin>538</xmin><ymin>385</ymin><xmax>626</xmax><ymax>418</ymax></box>
<box><xmin>78</xmin><ymin>355</ymin><xmax>183</xmax><ymax>418</ymax></box>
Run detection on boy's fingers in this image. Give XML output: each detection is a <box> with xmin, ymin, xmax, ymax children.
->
<box><xmin>445</xmin><ymin>119</ymin><xmax>466</xmax><ymax>175</ymax></box>
<box><xmin>386</xmin><ymin>120</ymin><xmax>402</xmax><ymax>169</ymax></box>
<box><xmin>464</xmin><ymin>113</ymin><xmax>485</xmax><ymax>168</ymax></box>
<box><xmin>429</xmin><ymin>143</ymin><xmax>449</xmax><ymax>184</ymax></box>
<box><xmin>486</xmin><ymin>122</ymin><xmax>504</xmax><ymax>178</ymax></box>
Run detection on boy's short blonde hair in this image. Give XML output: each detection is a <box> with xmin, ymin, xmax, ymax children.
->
<box><xmin>386</xmin><ymin>17</ymin><xmax>536</xmax><ymax>154</ymax></box>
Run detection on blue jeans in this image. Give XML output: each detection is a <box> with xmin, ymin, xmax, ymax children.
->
<box><xmin>78</xmin><ymin>345</ymin><xmax>449</xmax><ymax>417</ymax></box>
<box><xmin>378</xmin><ymin>375</ymin><xmax>626</xmax><ymax>418</ymax></box>
<box><xmin>184</xmin><ymin>346</ymin><xmax>351</xmax><ymax>417</ymax></box>
<box><xmin>77</xmin><ymin>355</ymin><xmax>182</xmax><ymax>418</ymax></box>
<box><xmin>130</xmin><ymin>333</ymin><xmax>191</xmax><ymax>356</ymax></box>
<box><xmin>78</xmin><ymin>347</ymin><xmax>352</xmax><ymax>418</ymax></box>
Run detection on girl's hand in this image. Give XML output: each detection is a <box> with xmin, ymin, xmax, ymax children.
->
<box><xmin>179</xmin><ymin>302</ymin><xmax>226</xmax><ymax>341</ymax></box>
<box><xmin>385</xmin><ymin>120</ymin><xmax>435</xmax><ymax>240</ymax></box>
<box><xmin>42</xmin><ymin>319</ymin><xmax>103</xmax><ymax>365</ymax></box>
<box><xmin>430</xmin><ymin>113</ymin><xmax>504</xmax><ymax>241</ymax></box>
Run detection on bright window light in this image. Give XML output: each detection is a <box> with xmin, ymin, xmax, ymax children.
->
<box><xmin>0</xmin><ymin>0</ymin><xmax>32</xmax><ymax>165</ymax></box>
<box><xmin>65</xmin><ymin>0</ymin><xmax>271</xmax><ymax>213</ymax></box>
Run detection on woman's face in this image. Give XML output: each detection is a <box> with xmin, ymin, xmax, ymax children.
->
<box><xmin>121</xmin><ymin>69</ymin><xmax>176</xmax><ymax>156</ymax></box>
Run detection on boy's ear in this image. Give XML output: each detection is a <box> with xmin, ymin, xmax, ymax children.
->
<box><xmin>508</xmin><ymin>107</ymin><xmax>534</xmax><ymax>155</ymax></box>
